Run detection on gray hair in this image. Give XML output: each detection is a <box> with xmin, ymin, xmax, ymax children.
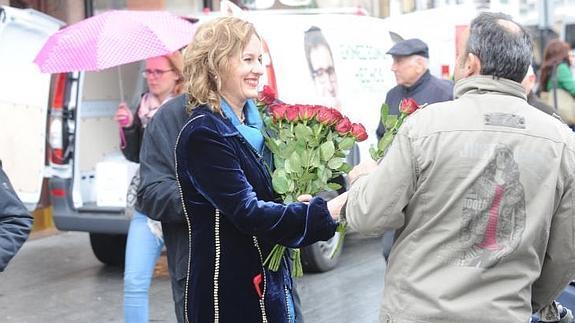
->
<box><xmin>466</xmin><ymin>12</ymin><xmax>532</xmax><ymax>82</ymax></box>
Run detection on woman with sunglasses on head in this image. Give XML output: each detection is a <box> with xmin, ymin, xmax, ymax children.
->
<box><xmin>113</xmin><ymin>51</ymin><xmax>184</xmax><ymax>323</ymax></box>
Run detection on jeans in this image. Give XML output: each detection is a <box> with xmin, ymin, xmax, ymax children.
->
<box><xmin>293</xmin><ymin>279</ymin><xmax>304</xmax><ymax>323</ymax></box>
<box><xmin>124</xmin><ymin>211</ymin><xmax>164</xmax><ymax>323</ymax></box>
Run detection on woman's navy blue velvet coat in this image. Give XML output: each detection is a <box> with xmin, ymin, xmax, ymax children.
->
<box><xmin>175</xmin><ymin>105</ymin><xmax>337</xmax><ymax>323</ymax></box>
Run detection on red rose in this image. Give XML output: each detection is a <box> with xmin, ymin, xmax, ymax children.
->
<box><xmin>316</xmin><ymin>108</ymin><xmax>333</xmax><ymax>125</ymax></box>
<box><xmin>329</xmin><ymin>108</ymin><xmax>343</xmax><ymax>125</ymax></box>
<box><xmin>335</xmin><ymin>117</ymin><xmax>352</xmax><ymax>134</ymax></box>
<box><xmin>399</xmin><ymin>98</ymin><xmax>420</xmax><ymax>115</ymax></box>
<box><xmin>285</xmin><ymin>105</ymin><xmax>300</xmax><ymax>122</ymax></box>
<box><xmin>317</xmin><ymin>107</ymin><xmax>342</xmax><ymax>126</ymax></box>
<box><xmin>258</xmin><ymin>85</ymin><xmax>276</xmax><ymax>105</ymax></box>
<box><xmin>351</xmin><ymin>123</ymin><xmax>368</xmax><ymax>142</ymax></box>
<box><xmin>299</xmin><ymin>105</ymin><xmax>318</xmax><ymax>120</ymax></box>
<box><xmin>269</xmin><ymin>103</ymin><xmax>287</xmax><ymax>121</ymax></box>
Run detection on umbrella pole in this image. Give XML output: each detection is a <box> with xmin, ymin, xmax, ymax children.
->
<box><xmin>117</xmin><ymin>65</ymin><xmax>127</xmax><ymax>149</ymax></box>
<box><xmin>117</xmin><ymin>65</ymin><xmax>125</xmax><ymax>103</ymax></box>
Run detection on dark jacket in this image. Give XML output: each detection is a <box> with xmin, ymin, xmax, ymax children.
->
<box><xmin>176</xmin><ymin>105</ymin><xmax>337</xmax><ymax>323</ymax></box>
<box><xmin>0</xmin><ymin>166</ymin><xmax>33</xmax><ymax>271</ymax></box>
<box><xmin>376</xmin><ymin>70</ymin><xmax>453</xmax><ymax>139</ymax></box>
<box><xmin>136</xmin><ymin>94</ymin><xmax>189</xmax><ymax>323</ymax></box>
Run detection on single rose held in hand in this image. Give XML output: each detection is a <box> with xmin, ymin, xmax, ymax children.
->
<box><xmin>370</xmin><ymin>97</ymin><xmax>425</xmax><ymax>161</ymax></box>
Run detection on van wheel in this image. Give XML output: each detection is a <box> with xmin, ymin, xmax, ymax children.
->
<box><xmin>89</xmin><ymin>233</ymin><xmax>127</xmax><ymax>267</ymax></box>
<box><xmin>301</xmin><ymin>232</ymin><xmax>343</xmax><ymax>272</ymax></box>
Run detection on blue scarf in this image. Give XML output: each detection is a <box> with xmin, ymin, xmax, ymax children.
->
<box><xmin>220</xmin><ymin>98</ymin><xmax>264</xmax><ymax>154</ymax></box>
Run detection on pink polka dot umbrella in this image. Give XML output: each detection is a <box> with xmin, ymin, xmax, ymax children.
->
<box><xmin>34</xmin><ymin>10</ymin><xmax>197</xmax><ymax>73</ymax></box>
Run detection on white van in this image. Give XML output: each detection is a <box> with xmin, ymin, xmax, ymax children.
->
<box><xmin>0</xmin><ymin>6</ymin><xmax>63</xmax><ymax>209</ymax></box>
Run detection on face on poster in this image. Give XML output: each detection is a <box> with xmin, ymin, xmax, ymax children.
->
<box><xmin>253</xmin><ymin>15</ymin><xmax>394</xmax><ymax>152</ymax></box>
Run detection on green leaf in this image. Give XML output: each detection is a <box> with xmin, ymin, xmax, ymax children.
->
<box><xmin>378</xmin><ymin>132</ymin><xmax>395</xmax><ymax>152</ymax></box>
<box><xmin>325</xmin><ymin>168</ymin><xmax>333</xmax><ymax>181</ymax></box>
<box><xmin>327</xmin><ymin>158</ymin><xmax>344</xmax><ymax>170</ymax></box>
<box><xmin>338</xmin><ymin>162</ymin><xmax>352</xmax><ymax>174</ymax></box>
<box><xmin>310</xmin><ymin>180</ymin><xmax>323</xmax><ymax>195</ymax></box>
<box><xmin>334</xmin><ymin>151</ymin><xmax>346</xmax><ymax>158</ymax></box>
<box><xmin>299</xmin><ymin>150</ymin><xmax>311</xmax><ymax>169</ymax></box>
<box><xmin>272</xmin><ymin>170</ymin><xmax>290</xmax><ymax>194</ymax></box>
<box><xmin>310</xmin><ymin>149</ymin><xmax>321</xmax><ymax>167</ymax></box>
<box><xmin>288</xmin><ymin>178</ymin><xmax>295</xmax><ymax>192</ymax></box>
<box><xmin>326</xmin><ymin>131</ymin><xmax>334</xmax><ymax>142</ymax></box>
<box><xmin>307</xmin><ymin>137</ymin><xmax>320</xmax><ymax>148</ymax></box>
<box><xmin>284</xmin><ymin>194</ymin><xmax>295</xmax><ymax>203</ymax></box>
<box><xmin>317</xmin><ymin>165</ymin><xmax>327</xmax><ymax>183</ymax></box>
<box><xmin>263</xmin><ymin>116</ymin><xmax>275</xmax><ymax>129</ymax></box>
<box><xmin>312</xmin><ymin>123</ymin><xmax>323</xmax><ymax>137</ymax></box>
<box><xmin>294</xmin><ymin>141</ymin><xmax>306</xmax><ymax>154</ymax></box>
<box><xmin>299</xmin><ymin>172</ymin><xmax>316</xmax><ymax>182</ymax></box>
<box><xmin>285</xmin><ymin>141</ymin><xmax>297</xmax><ymax>157</ymax></box>
<box><xmin>369</xmin><ymin>146</ymin><xmax>378</xmax><ymax>161</ymax></box>
<box><xmin>380</xmin><ymin>103</ymin><xmax>390</xmax><ymax>126</ymax></box>
<box><xmin>279</xmin><ymin>128</ymin><xmax>294</xmax><ymax>141</ymax></box>
<box><xmin>273</xmin><ymin>154</ymin><xmax>286</xmax><ymax>171</ymax></box>
<box><xmin>294</xmin><ymin>123</ymin><xmax>313</xmax><ymax>141</ymax></box>
<box><xmin>384</xmin><ymin>115</ymin><xmax>398</xmax><ymax>130</ymax></box>
<box><xmin>285</xmin><ymin>151</ymin><xmax>302</xmax><ymax>174</ymax></box>
<box><xmin>327</xmin><ymin>182</ymin><xmax>342</xmax><ymax>191</ymax></box>
<box><xmin>338</xmin><ymin>137</ymin><xmax>355</xmax><ymax>151</ymax></box>
<box><xmin>265</xmin><ymin>138</ymin><xmax>280</xmax><ymax>155</ymax></box>
<box><xmin>277</xmin><ymin>141</ymin><xmax>296</xmax><ymax>159</ymax></box>
<box><xmin>320</xmin><ymin>141</ymin><xmax>335</xmax><ymax>161</ymax></box>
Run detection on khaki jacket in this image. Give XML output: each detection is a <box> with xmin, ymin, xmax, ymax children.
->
<box><xmin>346</xmin><ymin>76</ymin><xmax>575</xmax><ymax>323</ymax></box>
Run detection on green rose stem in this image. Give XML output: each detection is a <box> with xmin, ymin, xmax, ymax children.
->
<box><xmin>330</xmin><ymin>220</ymin><xmax>347</xmax><ymax>259</ymax></box>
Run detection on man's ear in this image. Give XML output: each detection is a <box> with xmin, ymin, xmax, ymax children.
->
<box><xmin>464</xmin><ymin>53</ymin><xmax>481</xmax><ymax>77</ymax></box>
<box><xmin>416</xmin><ymin>56</ymin><xmax>428</xmax><ymax>74</ymax></box>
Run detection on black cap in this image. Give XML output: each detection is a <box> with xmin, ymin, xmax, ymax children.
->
<box><xmin>386</xmin><ymin>38</ymin><xmax>429</xmax><ymax>58</ymax></box>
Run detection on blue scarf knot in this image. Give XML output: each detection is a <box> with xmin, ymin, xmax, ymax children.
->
<box><xmin>220</xmin><ymin>98</ymin><xmax>265</xmax><ymax>154</ymax></box>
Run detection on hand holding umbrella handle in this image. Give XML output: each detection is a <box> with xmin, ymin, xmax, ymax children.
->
<box><xmin>115</xmin><ymin>102</ymin><xmax>133</xmax><ymax>149</ymax></box>
<box><xmin>115</xmin><ymin>102</ymin><xmax>133</xmax><ymax>127</ymax></box>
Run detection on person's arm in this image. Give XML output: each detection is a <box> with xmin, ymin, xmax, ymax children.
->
<box><xmin>531</xmin><ymin>150</ymin><xmax>575</xmax><ymax>312</ymax></box>
<box><xmin>0</xmin><ymin>168</ymin><xmax>33</xmax><ymax>271</ymax></box>
<box><xmin>557</xmin><ymin>63</ymin><xmax>575</xmax><ymax>96</ymax></box>
<box><xmin>345</xmin><ymin>128</ymin><xmax>415</xmax><ymax>236</ymax></box>
<box><xmin>120</xmin><ymin>113</ymin><xmax>143</xmax><ymax>163</ymax></box>
<box><xmin>137</xmin><ymin>111</ymin><xmax>183</xmax><ymax>223</ymax></box>
<box><xmin>179</xmin><ymin>125</ymin><xmax>337</xmax><ymax>247</ymax></box>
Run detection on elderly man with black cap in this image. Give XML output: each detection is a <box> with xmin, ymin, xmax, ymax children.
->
<box><xmin>376</xmin><ymin>38</ymin><xmax>453</xmax><ymax>139</ymax></box>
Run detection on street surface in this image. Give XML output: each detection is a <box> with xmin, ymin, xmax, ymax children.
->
<box><xmin>0</xmin><ymin>232</ymin><xmax>384</xmax><ymax>322</ymax></box>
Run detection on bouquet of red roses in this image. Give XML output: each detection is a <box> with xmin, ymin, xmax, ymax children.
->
<box><xmin>257</xmin><ymin>86</ymin><xmax>367</xmax><ymax>276</ymax></box>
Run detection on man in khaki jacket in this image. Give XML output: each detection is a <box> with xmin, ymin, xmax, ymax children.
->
<box><xmin>339</xmin><ymin>12</ymin><xmax>575</xmax><ymax>323</ymax></box>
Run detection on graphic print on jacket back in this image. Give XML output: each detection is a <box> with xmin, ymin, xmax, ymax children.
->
<box><xmin>451</xmin><ymin>144</ymin><xmax>526</xmax><ymax>268</ymax></box>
